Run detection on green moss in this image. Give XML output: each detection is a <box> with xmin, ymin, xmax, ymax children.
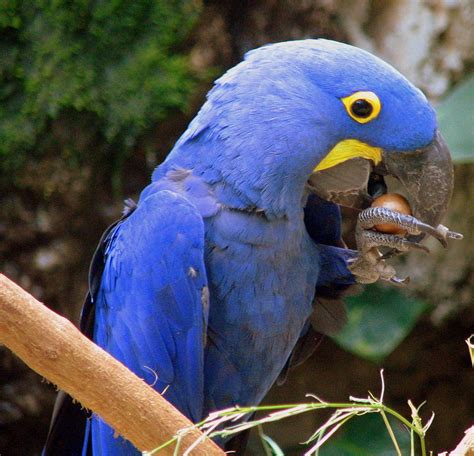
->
<box><xmin>0</xmin><ymin>0</ymin><xmax>202</xmax><ymax>181</ymax></box>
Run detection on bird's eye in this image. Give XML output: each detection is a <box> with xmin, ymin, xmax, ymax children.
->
<box><xmin>342</xmin><ymin>91</ymin><xmax>381</xmax><ymax>124</ymax></box>
<box><xmin>351</xmin><ymin>99</ymin><xmax>373</xmax><ymax>117</ymax></box>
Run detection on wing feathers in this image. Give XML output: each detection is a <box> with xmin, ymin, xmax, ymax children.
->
<box><xmin>90</xmin><ymin>190</ymin><xmax>209</xmax><ymax>453</ymax></box>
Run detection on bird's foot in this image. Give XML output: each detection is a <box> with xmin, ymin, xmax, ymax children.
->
<box><xmin>348</xmin><ymin>249</ymin><xmax>409</xmax><ymax>284</ymax></box>
<box><xmin>349</xmin><ymin>207</ymin><xmax>463</xmax><ymax>284</ymax></box>
<box><xmin>358</xmin><ymin>207</ymin><xmax>463</xmax><ymax>248</ymax></box>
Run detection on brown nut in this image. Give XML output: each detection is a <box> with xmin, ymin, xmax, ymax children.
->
<box><xmin>371</xmin><ymin>193</ymin><xmax>412</xmax><ymax>234</ymax></box>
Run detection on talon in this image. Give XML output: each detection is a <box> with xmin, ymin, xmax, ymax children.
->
<box><xmin>358</xmin><ymin>207</ymin><xmax>463</xmax><ymax>247</ymax></box>
<box><xmin>437</xmin><ymin>238</ymin><xmax>449</xmax><ymax>248</ymax></box>
<box><xmin>351</xmin><ymin>207</ymin><xmax>462</xmax><ymax>286</ymax></box>
<box><xmin>389</xmin><ymin>275</ymin><xmax>410</xmax><ymax>285</ymax></box>
<box><xmin>356</xmin><ymin>229</ymin><xmax>430</xmax><ymax>254</ymax></box>
<box><xmin>402</xmin><ymin>239</ymin><xmax>430</xmax><ymax>253</ymax></box>
<box><xmin>378</xmin><ymin>248</ymin><xmax>403</xmax><ymax>260</ymax></box>
<box><xmin>419</xmin><ymin>224</ymin><xmax>463</xmax><ymax>248</ymax></box>
<box><xmin>447</xmin><ymin>230</ymin><xmax>463</xmax><ymax>240</ymax></box>
<box><xmin>435</xmin><ymin>224</ymin><xmax>464</xmax><ymax>243</ymax></box>
<box><xmin>412</xmin><ymin>221</ymin><xmax>448</xmax><ymax>246</ymax></box>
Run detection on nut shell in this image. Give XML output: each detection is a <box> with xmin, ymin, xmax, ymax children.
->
<box><xmin>371</xmin><ymin>193</ymin><xmax>412</xmax><ymax>234</ymax></box>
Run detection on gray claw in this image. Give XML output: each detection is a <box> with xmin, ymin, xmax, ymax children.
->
<box><xmin>389</xmin><ymin>275</ymin><xmax>410</xmax><ymax>286</ymax></box>
<box><xmin>358</xmin><ymin>207</ymin><xmax>425</xmax><ymax>235</ymax></box>
<box><xmin>447</xmin><ymin>231</ymin><xmax>463</xmax><ymax>240</ymax></box>
<box><xmin>358</xmin><ymin>207</ymin><xmax>463</xmax><ymax>247</ymax></box>
<box><xmin>350</xmin><ymin>208</ymin><xmax>463</xmax><ymax>285</ymax></box>
<box><xmin>415</xmin><ymin>221</ymin><xmax>448</xmax><ymax>247</ymax></box>
<box><xmin>403</xmin><ymin>239</ymin><xmax>430</xmax><ymax>253</ymax></box>
<box><xmin>348</xmin><ymin>249</ymin><xmax>396</xmax><ymax>284</ymax></box>
<box><xmin>378</xmin><ymin>248</ymin><xmax>403</xmax><ymax>260</ymax></box>
<box><xmin>434</xmin><ymin>224</ymin><xmax>464</xmax><ymax>245</ymax></box>
<box><xmin>357</xmin><ymin>229</ymin><xmax>430</xmax><ymax>254</ymax></box>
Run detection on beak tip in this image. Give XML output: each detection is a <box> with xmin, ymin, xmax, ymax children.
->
<box><xmin>383</xmin><ymin>130</ymin><xmax>454</xmax><ymax>228</ymax></box>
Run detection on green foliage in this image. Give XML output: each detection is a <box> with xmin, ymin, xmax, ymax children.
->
<box><xmin>333</xmin><ymin>285</ymin><xmax>427</xmax><ymax>362</ymax></box>
<box><xmin>437</xmin><ymin>75</ymin><xmax>474</xmax><ymax>163</ymax></box>
<box><xmin>0</xmin><ymin>0</ymin><xmax>201</xmax><ymax>178</ymax></box>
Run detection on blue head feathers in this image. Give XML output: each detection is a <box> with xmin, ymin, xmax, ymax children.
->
<box><xmin>153</xmin><ymin>39</ymin><xmax>438</xmax><ymax>218</ymax></box>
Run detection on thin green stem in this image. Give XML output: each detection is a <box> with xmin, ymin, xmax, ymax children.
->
<box><xmin>382</xmin><ymin>404</ymin><xmax>429</xmax><ymax>456</ymax></box>
<box><xmin>380</xmin><ymin>410</ymin><xmax>402</xmax><ymax>456</ymax></box>
<box><xmin>381</xmin><ymin>405</ymin><xmax>423</xmax><ymax>436</ymax></box>
<box><xmin>420</xmin><ymin>433</ymin><xmax>427</xmax><ymax>456</ymax></box>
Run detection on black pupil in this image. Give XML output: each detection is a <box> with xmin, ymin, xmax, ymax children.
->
<box><xmin>351</xmin><ymin>99</ymin><xmax>373</xmax><ymax>118</ymax></box>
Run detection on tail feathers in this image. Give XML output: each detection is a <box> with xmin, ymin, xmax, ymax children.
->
<box><xmin>311</xmin><ymin>297</ymin><xmax>347</xmax><ymax>336</ymax></box>
<box><xmin>42</xmin><ymin>391</ymin><xmax>90</xmax><ymax>456</ymax></box>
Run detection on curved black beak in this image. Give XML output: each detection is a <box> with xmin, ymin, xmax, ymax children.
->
<box><xmin>380</xmin><ymin>130</ymin><xmax>453</xmax><ymax>228</ymax></box>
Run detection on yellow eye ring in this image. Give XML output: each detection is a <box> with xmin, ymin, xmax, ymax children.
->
<box><xmin>342</xmin><ymin>91</ymin><xmax>381</xmax><ymax>124</ymax></box>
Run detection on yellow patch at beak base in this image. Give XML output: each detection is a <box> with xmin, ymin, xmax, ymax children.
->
<box><xmin>314</xmin><ymin>139</ymin><xmax>383</xmax><ymax>172</ymax></box>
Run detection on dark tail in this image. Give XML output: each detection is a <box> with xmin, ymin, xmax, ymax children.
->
<box><xmin>42</xmin><ymin>391</ymin><xmax>91</xmax><ymax>456</ymax></box>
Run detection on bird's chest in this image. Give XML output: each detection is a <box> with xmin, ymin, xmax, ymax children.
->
<box><xmin>204</xmin><ymin>210</ymin><xmax>318</xmax><ymax>370</ymax></box>
<box><xmin>201</xmin><ymin>210</ymin><xmax>319</xmax><ymax>409</ymax></box>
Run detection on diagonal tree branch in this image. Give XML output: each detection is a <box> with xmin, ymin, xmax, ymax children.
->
<box><xmin>0</xmin><ymin>273</ymin><xmax>224</xmax><ymax>455</ymax></box>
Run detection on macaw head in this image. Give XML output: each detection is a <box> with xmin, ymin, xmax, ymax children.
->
<box><xmin>166</xmin><ymin>39</ymin><xmax>452</xmax><ymax>227</ymax></box>
<box><xmin>297</xmin><ymin>40</ymin><xmax>452</xmax><ymax>230</ymax></box>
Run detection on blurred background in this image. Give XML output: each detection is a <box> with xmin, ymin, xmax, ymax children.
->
<box><xmin>0</xmin><ymin>1</ymin><xmax>473</xmax><ymax>454</ymax></box>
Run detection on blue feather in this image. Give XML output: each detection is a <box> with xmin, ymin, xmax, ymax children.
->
<box><xmin>91</xmin><ymin>189</ymin><xmax>208</xmax><ymax>453</ymax></box>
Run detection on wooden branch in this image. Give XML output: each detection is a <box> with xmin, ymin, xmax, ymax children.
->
<box><xmin>0</xmin><ymin>274</ymin><xmax>224</xmax><ymax>455</ymax></box>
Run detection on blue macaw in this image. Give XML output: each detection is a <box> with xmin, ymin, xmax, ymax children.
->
<box><xmin>44</xmin><ymin>39</ymin><xmax>454</xmax><ymax>455</ymax></box>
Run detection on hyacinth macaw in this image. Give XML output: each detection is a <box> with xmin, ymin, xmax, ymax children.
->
<box><xmin>44</xmin><ymin>39</ymin><xmax>455</xmax><ymax>455</ymax></box>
